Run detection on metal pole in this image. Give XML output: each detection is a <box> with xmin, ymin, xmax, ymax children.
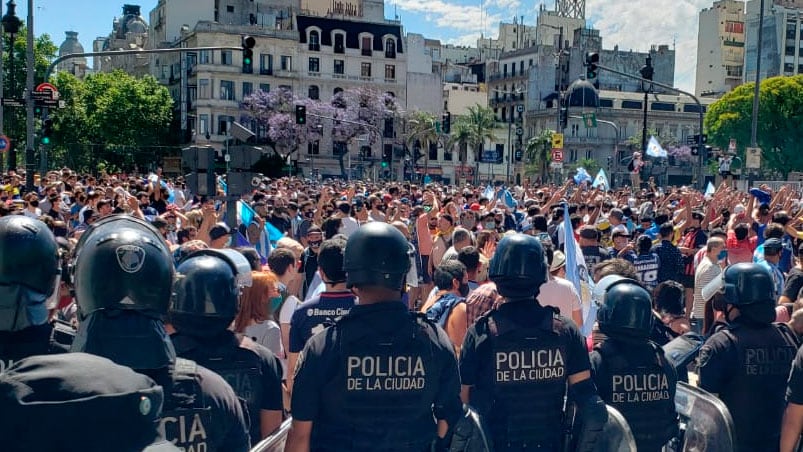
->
<box><xmin>7</xmin><ymin>31</ymin><xmax>14</xmax><ymax>171</ymax></box>
<box><xmin>749</xmin><ymin>0</ymin><xmax>765</xmax><ymax>187</ymax></box>
<box><xmin>506</xmin><ymin>113</ymin><xmax>512</xmax><ymax>184</ymax></box>
<box><xmin>0</xmin><ymin>1</ymin><xmax>4</xmax><ymax>172</ymax></box>
<box><xmin>641</xmin><ymin>90</ymin><xmax>648</xmax><ymax>155</ymax></box>
<box><xmin>24</xmin><ymin>0</ymin><xmax>33</xmax><ymax>190</ymax></box>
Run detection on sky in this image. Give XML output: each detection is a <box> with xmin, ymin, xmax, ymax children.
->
<box><xmin>19</xmin><ymin>0</ymin><xmax>716</xmax><ymax>92</ymax></box>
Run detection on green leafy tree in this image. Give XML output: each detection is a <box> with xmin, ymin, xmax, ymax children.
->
<box><xmin>462</xmin><ymin>105</ymin><xmax>496</xmax><ymax>184</ymax></box>
<box><xmin>406</xmin><ymin>110</ymin><xmax>439</xmax><ymax>181</ymax></box>
<box><xmin>51</xmin><ymin>71</ymin><xmax>173</xmax><ymax>171</ymax></box>
<box><xmin>1</xmin><ymin>28</ymin><xmax>58</xmax><ymax>167</ymax></box>
<box><xmin>446</xmin><ymin>119</ymin><xmax>471</xmax><ymax>166</ymax></box>
<box><xmin>525</xmin><ymin>129</ymin><xmax>554</xmax><ymax>182</ymax></box>
<box><xmin>705</xmin><ymin>75</ymin><xmax>803</xmax><ymax>177</ymax></box>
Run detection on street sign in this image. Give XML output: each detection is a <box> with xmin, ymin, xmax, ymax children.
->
<box><xmin>2</xmin><ymin>98</ymin><xmax>24</xmax><ymax>107</ymax></box>
<box><xmin>551</xmin><ymin>148</ymin><xmax>564</xmax><ymax>162</ymax></box>
<box><xmin>745</xmin><ymin>147</ymin><xmax>762</xmax><ymax>169</ymax></box>
<box><xmin>550</xmin><ymin>162</ymin><xmax>563</xmax><ymax>170</ymax></box>
<box><xmin>582</xmin><ymin>112</ymin><xmax>597</xmax><ymax>128</ymax></box>
<box><xmin>0</xmin><ymin>135</ymin><xmax>10</xmax><ymax>153</ymax></box>
<box><xmin>515</xmin><ymin>127</ymin><xmax>523</xmax><ymax>136</ymax></box>
<box><xmin>516</xmin><ymin>104</ymin><xmax>524</xmax><ymax>113</ymax></box>
<box><xmin>551</xmin><ymin>132</ymin><xmax>564</xmax><ymax>149</ymax></box>
<box><xmin>35</xmin><ymin>82</ymin><xmax>59</xmax><ymax>99</ymax></box>
<box><xmin>728</xmin><ymin>138</ymin><xmax>736</xmax><ymax>153</ymax></box>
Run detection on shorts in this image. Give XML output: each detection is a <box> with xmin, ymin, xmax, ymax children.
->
<box><xmin>680</xmin><ymin>274</ymin><xmax>694</xmax><ymax>288</ymax></box>
<box><xmin>719</xmin><ymin>171</ymin><xmax>732</xmax><ymax>177</ymax></box>
<box><xmin>419</xmin><ymin>255</ymin><xmax>432</xmax><ymax>284</ymax></box>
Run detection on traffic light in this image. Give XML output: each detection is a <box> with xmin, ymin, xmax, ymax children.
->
<box><xmin>441</xmin><ymin>112</ymin><xmax>451</xmax><ymax>134</ymax></box>
<box><xmin>640</xmin><ymin>56</ymin><xmax>654</xmax><ymax>81</ymax></box>
<box><xmin>242</xmin><ymin>35</ymin><xmax>255</xmax><ymax>70</ymax></box>
<box><xmin>514</xmin><ymin>147</ymin><xmax>523</xmax><ymax>162</ymax></box>
<box><xmin>41</xmin><ymin>118</ymin><xmax>53</xmax><ymax>145</ymax></box>
<box><xmin>585</xmin><ymin>52</ymin><xmax>599</xmax><ymax>79</ymax></box>
<box><xmin>559</xmin><ymin>107</ymin><xmax>568</xmax><ymax>130</ymax></box>
<box><xmin>295</xmin><ymin>105</ymin><xmax>307</xmax><ymax>125</ymax></box>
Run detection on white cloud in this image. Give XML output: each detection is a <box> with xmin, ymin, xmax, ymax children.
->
<box><xmin>586</xmin><ymin>0</ymin><xmax>712</xmax><ymax>92</ymax></box>
<box><xmin>445</xmin><ymin>32</ymin><xmax>483</xmax><ymax>47</ymax></box>
<box><xmin>389</xmin><ymin>0</ymin><xmax>503</xmax><ymax>33</ymax></box>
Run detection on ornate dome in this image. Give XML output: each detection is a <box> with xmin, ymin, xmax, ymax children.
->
<box><xmin>565</xmin><ymin>78</ymin><xmax>599</xmax><ymax>109</ymax></box>
<box><xmin>58</xmin><ymin>31</ymin><xmax>85</xmax><ymax>57</ymax></box>
<box><xmin>125</xmin><ymin>17</ymin><xmax>148</xmax><ymax>35</ymax></box>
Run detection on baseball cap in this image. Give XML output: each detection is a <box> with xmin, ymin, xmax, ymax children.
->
<box><xmin>579</xmin><ymin>225</ymin><xmax>598</xmax><ymax>240</ymax></box>
<box><xmin>469</xmin><ymin>203</ymin><xmax>481</xmax><ymax>211</ymax></box>
<box><xmin>208</xmin><ymin>222</ymin><xmax>231</xmax><ymax>241</ymax></box>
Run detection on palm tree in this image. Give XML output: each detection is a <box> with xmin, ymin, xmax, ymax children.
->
<box><xmin>525</xmin><ymin>129</ymin><xmax>554</xmax><ymax>183</ymax></box>
<box><xmin>463</xmin><ymin>105</ymin><xmax>496</xmax><ymax>185</ymax></box>
<box><xmin>406</xmin><ymin>110</ymin><xmax>439</xmax><ymax>182</ymax></box>
<box><xmin>446</xmin><ymin>119</ymin><xmax>472</xmax><ymax>180</ymax></box>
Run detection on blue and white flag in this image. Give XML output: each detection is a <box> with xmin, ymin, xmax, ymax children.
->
<box><xmin>218</xmin><ymin>176</ymin><xmax>228</xmax><ymax>195</ymax></box>
<box><xmin>705</xmin><ymin>181</ymin><xmax>716</xmax><ymax>197</ymax></box>
<box><xmin>502</xmin><ymin>189</ymin><xmax>516</xmax><ymax>208</ymax></box>
<box><xmin>563</xmin><ymin>203</ymin><xmax>595</xmax><ymax>336</ymax></box>
<box><xmin>592</xmin><ymin>169</ymin><xmax>610</xmax><ymax>190</ymax></box>
<box><xmin>646</xmin><ymin>136</ymin><xmax>668</xmax><ymax>158</ymax></box>
<box><xmin>482</xmin><ymin>184</ymin><xmax>494</xmax><ymax>201</ymax></box>
<box><xmin>573</xmin><ymin>167</ymin><xmax>592</xmax><ymax>185</ymax></box>
<box><xmin>238</xmin><ymin>201</ymin><xmax>282</xmax><ymax>260</ymax></box>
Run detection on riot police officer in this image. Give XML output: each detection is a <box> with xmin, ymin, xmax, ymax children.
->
<box><xmin>0</xmin><ymin>215</ymin><xmax>71</xmax><ymax>371</ymax></box>
<box><xmin>591</xmin><ymin>276</ymin><xmax>678</xmax><ymax>452</ymax></box>
<box><xmin>459</xmin><ymin>234</ymin><xmax>608</xmax><ymax>451</ymax></box>
<box><xmin>698</xmin><ymin>262</ymin><xmax>799</xmax><ymax>452</ymax></box>
<box><xmin>70</xmin><ymin>215</ymin><xmax>250</xmax><ymax>452</ymax></box>
<box><xmin>170</xmin><ymin>248</ymin><xmax>284</xmax><ymax>444</ymax></box>
<box><xmin>285</xmin><ymin>222</ymin><xmax>464</xmax><ymax>452</ymax></box>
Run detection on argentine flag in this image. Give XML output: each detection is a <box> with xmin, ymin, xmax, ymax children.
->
<box><xmin>646</xmin><ymin>136</ymin><xmax>668</xmax><ymax>158</ymax></box>
<box><xmin>563</xmin><ymin>204</ymin><xmax>595</xmax><ymax>336</ymax></box>
<box><xmin>574</xmin><ymin>167</ymin><xmax>592</xmax><ymax>185</ymax></box>
<box><xmin>592</xmin><ymin>169</ymin><xmax>610</xmax><ymax>190</ymax></box>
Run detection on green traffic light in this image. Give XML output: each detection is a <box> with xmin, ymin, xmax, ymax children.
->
<box><xmin>381</xmin><ymin>161</ymin><xmax>388</xmax><ymax>168</ymax></box>
<box><xmin>41</xmin><ymin>137</ymin><xmax>50</xmax><ymax>145</ymax></box>
<box><xmin>244</xmin><ymin>57</ymin><xmax>252</xmax><ymax>65</ymax></box>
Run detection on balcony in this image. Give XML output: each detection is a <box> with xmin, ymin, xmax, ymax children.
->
<box><xmin>260</xmin><ymin>68</ymin><xmax>273</xmax><ymax>76</ymax></box>
<box><xmin>361</xmin><ymin>48</ymin><xmax>372</xmax><ymax>56</ymax></box>
<box><xmin>385</xmin><ymin>51</ymin><xmax>396</xmax><ymax>59</ymax></box>
<box><xmin>309</xmin><ymin>43</ymin><xmax>320</xmax><ymax>52</ymax></box>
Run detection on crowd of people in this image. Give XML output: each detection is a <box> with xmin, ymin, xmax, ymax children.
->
<box><xmin>4</xmin><ymin>163</ymin><xmax>803</xmax><ymax>451</ymax></box>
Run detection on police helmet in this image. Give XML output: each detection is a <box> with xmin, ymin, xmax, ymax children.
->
<box><xmin>73</xmin><ymin>215</ymin><xmax>175</xmax><ymax>318</ymax></box>
<box><xmin>701</xmin><ymin>262</ymin><xmax>774</xmax><ymax>307</ymax></box>
<box><xmin>0</xmin><ymin>216</ymin><xmax>61</xmax><ymax>331</ymax></box>
<box><xmin>489</xmin><ymin>234</ymin><xmax>548</xmax><ymax>299</ymax></box>
<box><xmin>596</xmin><ymin>277</ymin><xmax>653</xmax><ymax>338</ymax></box>
<box><xmin>171</xmin><ymin>249</ymin><xmax>252</xmax><ymax>336</ymax></box>
<box><xmin>344</xmin><ymin>222</ymin><xmax>411</xmax><ymax>290</ymax></box>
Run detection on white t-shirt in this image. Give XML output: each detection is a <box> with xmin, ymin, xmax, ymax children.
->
<box><xmin>339</xmin><ymin>216</ymin><xmax>360</xmax><ymax>238</ymax></box>
<box><xmin>279</xmin><ymin>295</ymin><xmax>300</xmax><ymax>325</ymax></box>
<box><xmin>23</xmin><ymin>208</ymin><xmax>42</xmax><ymax>219</ymax></box>
<box><xmin>538</xmin><ymin>276</ymin><xmax>582</xmax><ymax>320</ymax></box>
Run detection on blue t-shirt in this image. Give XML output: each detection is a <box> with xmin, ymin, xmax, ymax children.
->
<box><xmin>632</xmin><ymin>252</ymin><xmax>661</xmax><ymax>291</ymax></box>
<box><xmin>289</xmin><ymin>291</ymin><xmax>356</xmax><ymax>353</ymax></box>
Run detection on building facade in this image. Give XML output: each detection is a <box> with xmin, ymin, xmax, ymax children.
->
<box><xmin>93</xmin><ymin>4</ymin><xmax>150</xmax><ymax>76</ymax></box>
<box><xmin>57</xmin><ymin>31</ymin><xmax>89</xmax><ymax>78</ymax></box>
<box><xmin>744</xmin><ymin>0</ymin><xmax>803</xmax><ymax>82</ymax></box>
<box><xmin>696</xmin><ymin>0</ymin><xmax>746</xmax><ymax>97</ymax></box>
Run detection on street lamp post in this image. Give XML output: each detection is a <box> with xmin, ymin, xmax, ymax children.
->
<box><xmin>749</xmin><ymin>0</ymin><xmax>765</xmax><ymax>186</ymax></box>
<box><xmin>1</xmin><ymin>0</ymin><xmax>20</xmax><ymax>173</ymax></box>
<box><xmin>639</xmin><ymin>56</ymin><xmax>654</xmax><ymax>155</ymax></box>
<box><xmin>24</xmin><ymin>0</ymin><xmax>34</xmax><ymax>191</ymax></box>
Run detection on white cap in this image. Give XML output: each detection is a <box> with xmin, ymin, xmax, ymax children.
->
<box><xmin>734</xmin><ymin>204</ymin><xmax>746</xmax><ymax>215</ymax></box>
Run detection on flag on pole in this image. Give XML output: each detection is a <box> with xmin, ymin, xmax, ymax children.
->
<box><xmin>502</xmin><ymin>189</ymin><xmax>516</xmax><ymax>208</ymax></box>
<box><xmin>218</xmin><ymin>176</ymin><xmax>228</xmax><ymax>195</ymax></box>
<box><xmin>482</xmin><ymin>184</ymin><xmax>494</xmax><ymax>201</ymax></box>
<box><xmin>238</xmin><ymin>201</ymin><xmax>282</xmax><ymax>261</ymax></box>
<box><xmin>563</xmin><ymin>203</ymin><xmax>596</xmax><ymax>336</ymax></box>
<box><xmin>705</xmin><ymin>181</ymin><xmax>716</xmax><ymax>197</ymax></box>
<box><xmin>591</xmin><ymin>169</ymin><xmax>610</xmax><ymax>190</ymax></box>
<box><xmin>646</xmin><ymin>136</ymin><xmax>668</xmax><ymax>158</ymax></box>
<box><xmin>573</xmin><ymin>167</ymin><xmax>592</xmax><ymax>185</ymax></box>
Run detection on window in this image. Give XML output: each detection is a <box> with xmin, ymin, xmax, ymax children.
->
<box><xmin>799</xmin><ymin>64</ymin><xmax>803</xmax><ymax>74</ymax></box>
<box><xmin>308</xmin><ymin>141</ymin><xmax>320</xmax><ymax>155</ymax></box>
<box><xmin>260</xmin><ymin>54</ymin><xmax>273</xmax><ymax>75</ymax></box>
<box><xmin>429</xmin><ymin>142</ymin><xmax>438</xmax><ymax>161</ymax></box>
<box><xmin>361</xmin><ymin>62</ymin><xmax>371</xmax><ymax>78</ymax></box>
<box><xmin>243</xmin><ymin>82</ymin><xmax>253</xmax><ymax>98</ymax></box>
<box><xmin>334</xmin><ymin>33</ymin><xmax>345</xmax><ymax>54</ymax></box>
<box><xmin>360</xmin><ymin>146</ymin><xmax>372</xmax><ymax>159</ymax></box>
<box><xmin>188</xmin><ymin>86</ymin><xmax>197</xmax><ymax>101</ymax></box>
<box><xmin>221</xmin><ymin>50</ymin><xmax>232</xmax><ymax>65</ymax></box>
<box><xmin>280</xmin><ymin>55</ymin><xmax>292</xmax><ymax>71</ymax></box>
<box><xmin>309</xmin><ymin>30</ymin><xmax>320</xmax><ymax>51</ymax></box>
<box><xmin>725</xmin><ymin>65</ymin><xmax>743</xmax><ymax>77</ymax></box>
<box><xmin>334</xmin><ymin>59</ymin><xmax>345</xmax><ymax>74</ymax></box>
<box><xmin>385</xmin><ymin>64</ymin><xmax>395</xmax><ymax>80</ymax></box>
<box><xmin>199</xmin><ymin>50</ymin><xmax>211</xmax><ymax>64</ymax></box>
<box><xmin>586</xmin><ymin>150</ymin><xmax>593</xmax><ymax>160</ymax></box>
<box><xmin>503</xmin><ymin>64</ymin><xmax>507</xmax><ymax>77</ymax></box>
<box><xmin>259</xmin><ymin>83</ymin><xmax>270</xmax><ymax>93</ymax></box>
<box><xmin>334</xmin><ymin>87</ymin><xmax>343</xmax><ymax>95</ymax></box>
<box><xmin>599</xmin><ymin>99</ymin><xmax>614</xmax><ymax>108</ymax></box>
<box><xmin>785</xmin><ymin>62</ymin><xmax>795</xmax><ymax>73</ymax></box>
<box><xmin>443</xmin><ymin>147</ymin><xmax>453</xmax><ymax>161</ymax></box>
<box><xmin>786</xmin><ymin>46</ymin><xmax>796</xmax><ymax>56</ymax></box>
<box><xmin>198</xmin><ymin>79</ymin><xmax>210</xmax><ymax>99</ymax></box>
<box><xmin>385</xmin><ymin>38</ymin><xmax>396</xmax><ymax>58</ymax></box>
<box><xmin>308</xmin><ymin>85</ymin><xmax>319</xmax><ymax>100</ymax></box>
<box><xmin>519</xmin><ymin>61</ymin><xmax>524</xmax><ymax>74</ymax></box>
<box><xmin>218</xmin><ymin>115</ymin><xmax>234</xmax><ymax>135</ymax></box>
<box><xmin>226</xmin><ymin>5</ymin><xmax>234</xmax><ymax>13</ymax></box>
<box><xmin>621</xmin><ymin>100</ymin><xmax>642</xmax><ymax>109</ymax></box>
<box><xmin>333</xmin><ymin>141</ymin><xmax>348</xmax><ymax>156</ymax></box>
<box><xmin>650</xmin><ymin>102</ymin><xmax>675</xmax><ymax>111</ymax></box>
<box><xmin>199</xmin><ymin>114</ymin><xmax>209</xmax><ymax>136</ymax></box>
<box><xmin>362</xmin><ymin>36</ymin><xmax>372</xmax><ymax>56</ymax></box>
<box><xmin>725</xmin><ymin>21</ymin><xmax>744</xmax><ymax>34</ymax></box>
<box><xmin>309</xmin><ymin>57</ymin><xmax>320</xmax><ymax>73</ymax></box>
<box><xmin>220</xmin><ymin>80</ymin><xmax>234</xmax><ymax>101</ymax></box>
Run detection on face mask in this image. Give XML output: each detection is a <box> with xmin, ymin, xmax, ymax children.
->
<box><xmin>270</xmin><ymin>296</ymin><xmax>283</xmax><ymax>313</ymax></box>
<box><xmin>717</xmin><ymin>250</ymin><xmax>728</xmax><ymax>261</ymax></box>
<box><xmin>462</xmin><ymin>218</ymin><xmax>476</xmax><ymax>229</ymax></box>
<box><xmin>485</xmin><ymin>222</ymin><xmax>495</xmax><ymax>229</ymax></box>
<box><xmin>458</xmin><ymin>282</ymin><xmax>470</xmax><ymax>298</ymax></box>
<box><xmin>305</xmin><ymin>211</ymin><xmax>315</xmax><ymax>219</ymax></box>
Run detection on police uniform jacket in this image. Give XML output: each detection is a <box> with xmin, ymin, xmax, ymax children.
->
<box><xmin>698</xmin><ymin>318</ymin><xmax>799</xmax><ymax>452</ymax></box>
<box><xmin>291</xmin><ymin>301</ymin><xmax>463</xmax><ymax>452</ymax></box>
<box><xmin>0</xmin><ymin>322</ymin><xmax>72</xmax><ymax>373</ymax></box>
<box><xmin>459</xmin><ymin>301</ymin><xmax>590</xmax><ymax>449</ymax></box>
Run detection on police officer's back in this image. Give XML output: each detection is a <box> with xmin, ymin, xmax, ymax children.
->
<box><xmin>285</xmin><ymin>222</ymin><xmax>463</xmax><ymax>452</ymax></box>
<box><xmin>170</xmin><ymin>248</ymin><xmax>284</xmax><ymax>444</ymax></box>
<box><xmin>0</xmin><ymin>215</ymin><xmax>71</xmax><ymax>371</ymax></box>
<box><xmin>590</xmin><ymin>276</ymin><xmax>678</xmax><ymax>452</ymax></box>
<box><xmin>698</xmin><ymin>263</ymin><xmax>799</xmax><ymax>452</ymax></box>
<box><xmin>459</xmin><ymin>234</ymin><xmax>608</xmax><ymax>451</ymax></box>
<box><xmin>69</xmin><ymin>215</ymin><xmax>250</xmax><ymax>452</ymax></box>
<box><xmin>0</xmin><ymin>352</ymin><xmax>180</xmax><ymax>452</ymax></box>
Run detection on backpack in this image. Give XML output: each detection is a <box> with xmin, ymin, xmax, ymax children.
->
<box><xmin>628</xmin><ymin>160</ymin><xmax>635</xmax><ymax>172</ymax></box>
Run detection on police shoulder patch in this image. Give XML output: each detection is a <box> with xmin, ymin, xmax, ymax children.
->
<box><xmin>116</xmin><ymin>245</ymin><xmax>146</xmax><ymax>273</ymax></box>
